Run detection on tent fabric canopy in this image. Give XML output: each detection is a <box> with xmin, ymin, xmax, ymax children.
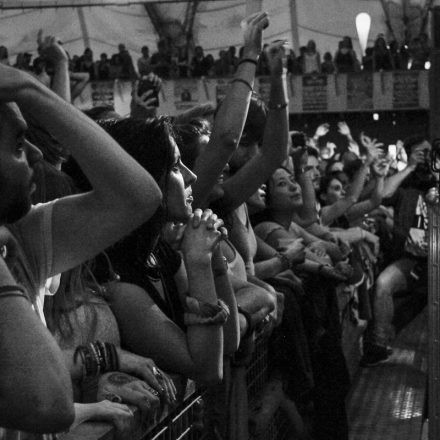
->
<box><xmin>0</xmin><ymin>0</ymin><xmax>436</xmax><ymax>63</ymax></box>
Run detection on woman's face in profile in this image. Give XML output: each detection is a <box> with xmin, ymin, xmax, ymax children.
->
<box><xmin>165</xmin><ymin>138</ymin><xmax>197</xmax><ymax>222</ymax></box>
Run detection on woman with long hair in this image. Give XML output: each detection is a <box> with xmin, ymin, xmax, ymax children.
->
<box><xmin>93</xmin><ymin>116</ymin><xmax>238</xmax><ymax>384</ymax></box>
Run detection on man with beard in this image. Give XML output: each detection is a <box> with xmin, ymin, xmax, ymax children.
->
<box><xmin>361</xmin><ymin>135</ymin><xmax>435</xmax><ymax>366</ymax></box>
<box><xmin>0</xmin><ymin>51</ymin><xmax>161</xmax><ymax>435</ymax></box>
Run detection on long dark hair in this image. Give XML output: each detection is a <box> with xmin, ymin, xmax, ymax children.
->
<box><xmin>96</xmin><ymin>116</ymin><xmax>176</xmax><ymax>285</ymax></box>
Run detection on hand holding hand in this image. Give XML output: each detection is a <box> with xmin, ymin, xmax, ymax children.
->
<box><xmin>242</xmin><ymin>12</ymin><xmax>270</xmax><ymax>58</ymax></box>
<box><xmin>181</xmin><ymin>209</ymin><xmax>224</xmax><ymax>260</ymax></box>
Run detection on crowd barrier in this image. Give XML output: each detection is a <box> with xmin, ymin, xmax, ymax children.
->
<box><xmin>60</xmin><ymin>321</ymin><xmax>296</xmax><ymax>440</ymax></box>
<box><xmin>72</xmin><ymin>70</ymin><xmax>430</xmax><ymax>117</ymax></box>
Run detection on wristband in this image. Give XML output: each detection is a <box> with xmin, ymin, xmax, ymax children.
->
<box><xmin>0</xmin><ymin>285</ymin><xmax>29</xmax><ymax>301</ymax></box>
<box><xmin>268</xmin><ymin>102</ymin><xmax>288</xmax><ymax>110</ymax></box>
<box><xmin>238</xmin><ymin>58</ymin><xmax>258</xmax><ymax>67</ymax></box>
<box><xmin>230</xmin><ymin>78</ymin><xmax>253</xmax><ymax>92</ymax></box>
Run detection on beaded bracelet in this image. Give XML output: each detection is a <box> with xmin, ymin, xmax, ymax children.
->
<box><xmin>74</xmin><ymin>341</ymin><xmax>120</xmax><ymax>380</ymax></box>
<box><xmin>229</xmin><ymin>78</ymin><xmax>253</xmax><ymax>92</ymax></box>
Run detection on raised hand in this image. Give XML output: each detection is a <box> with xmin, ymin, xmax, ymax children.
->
<box><xmin>37</xmin><ymin>30</ymin><xmax>68</xmax><ymax>64</ymax></box>
<box><xmin>265</xmin><ymin>40</ymin><xmax>286</xmax><ymax>76</ymax></box>
<box><xmin>315</xmin><ymin>123</ymin><xmax>330</xmax><ymax>138</ymax></box>
<box><xmin>372</xmin><ymin>157</ymin><xmax>390</xmax><ymax>177</ymax></box>
<box><xmin>337</xmin><ymin>121</ymin><xmax>351</xmax><ymax>137</ymax></box>
<box><xmin>291</xmin><ymin>145</ymin><xmax>308</xmax><ymax>176</ymax></box>
<box><xmin>360</xmin><ymin>132</ymin><xmax>383</xmax><ymax>165</ymax></box>
<box><xmin>242</xmin><ymin>11</ymin><xmax>270</xmax><ymax>58</ymax></box>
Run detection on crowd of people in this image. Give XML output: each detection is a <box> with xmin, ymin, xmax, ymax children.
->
<box><xmin>2</xmin><ymin>29</ymin><xmax>432</xmax><ymax>83</ymax></box>
<box><xmin>0</xmin><ymin>10</ymin><xmax>434</xmax><ymax>440</ymax></box>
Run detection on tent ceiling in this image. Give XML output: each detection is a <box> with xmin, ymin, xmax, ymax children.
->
<box><xmin>0</xmin><ymin>0</ymin><xmax>232</xmax><ymax>9</ymax></box>
<box><xmin>1</xmin><ymin>0</ymin><xmax>438</xmax><ymax>64</ymax></box>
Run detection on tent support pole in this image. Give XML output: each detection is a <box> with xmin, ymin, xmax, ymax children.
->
<box><xmin>289</xmin><ymin>0</ymin><xmax>299</xmax><ymax>54</ymax></box>
<box><xmin>77</xmin><ymin>7</ymin><xmax>90</xmax><ymax>50</ymax></box>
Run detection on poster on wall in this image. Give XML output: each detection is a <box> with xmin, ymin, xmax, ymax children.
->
<box><xmin>257</xmin><ymin>76</ymin><xmax>271</xmax><ymax>104</ymax></box>
<box><xmin>393</xmin><ymin>71</ymin><xmax>419</xmax><ymax>109</ymax></box>
<box><xmin>174</xmin><ymin>79</ymin><xmax>200</xmax><ymax>110</ymax></box>
<box><xmin>302</xmin><ymin>75</ymin><xmax>327</xmax><ymax>111</ymax></box>
<box><xmin>347</xmin><ymin>74</ymin><xmax>373</xmax><ymax>110</ymax></box>
<box><xmin>91</xmin><ymin>81</ymin><xmax>114</xmax><ymax>107</ymax></box>
<box><xmin>216</xmin><ymin>79</ymin><xmax>229</xmax><ymax>104</ymax></box>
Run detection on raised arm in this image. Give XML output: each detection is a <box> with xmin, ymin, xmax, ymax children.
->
<box><xmin>1</xmin><ymin>64</ymin><xmax>162</xmax><ymax>276</ymax></box>
<box><xmin>37</xmin><ymin>32</ymin><xmax>71</xmax><ymax>103</ymax></box>
<box><xmin>346</xmin><ymin>172</ymin><xmax>385</xmax><ymax>223</ymax></box>
<box><xmin>192</xmin><ymin>12</ymin><xmax>269</xmax><ymax>208</ymax></box>
<box><xmin>381</xmin><ymin>147</ymin><xmax>423</xmax><ymax>198</ymax></box>
<box><xmin>0</xmin><ymin>255</ymin><xmax>74</xmax><ymax>432</ymax></box>
<box><xmin>338</xmin><ymin>121</ymin><xmax>360</xmax><ymax>157</ymax></box>
<box><xmin>321</xmin><ymin>135</ymin><xmax>378</xmax><ymax>226</ymax></box>
<box><xmin>221</xmin><ymin>41</ymin><xmax>289</xmax><ymax>211</ymax></box>
<box><xmin>108</xmin><ymin>210</ymin><xmax>225</xmax><ymax>385</ymax></box>
<box><xmin>291</xmin><ymin>147</ymin><xmax>320</xmax><ymax>226</ymax></box>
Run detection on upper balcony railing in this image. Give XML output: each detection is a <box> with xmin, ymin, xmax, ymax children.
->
<box><xmin>73</xmin><ymin>70</ymin><xmax>430</xmax><ymax>116</ymax></box>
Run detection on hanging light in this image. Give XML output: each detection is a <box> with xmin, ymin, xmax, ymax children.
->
<box><xmin>356</xmin><ymin>12</ymin><xmax>371</xmax><ymax>56</ymax></box>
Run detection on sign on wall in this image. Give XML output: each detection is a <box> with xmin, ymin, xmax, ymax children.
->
<box><xmin>302</xmin><ymin>75</ymin><xmax>328</xmax><ymax>111</ymax></box>
<box><xmin>393</xmin><ymin>71</ymin><xmax>419</xmax><ymax>109</ymax></box>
